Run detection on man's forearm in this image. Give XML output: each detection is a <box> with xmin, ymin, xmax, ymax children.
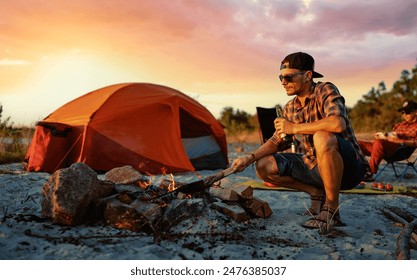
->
<box><xmin>292</xmin><ymin>115</ymin><xmax>346</xmax><ymax>135</ymax></box>
<box><xmin>251</xmin><ymin>140</ymin><xmax>279</xmax><ymax>161</ymax></box>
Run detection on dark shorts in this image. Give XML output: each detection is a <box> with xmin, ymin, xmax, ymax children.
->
<box><xmin>272</xmin><ymin>136</ymin><xmax>365</xmax><ymax>190</ymax></box>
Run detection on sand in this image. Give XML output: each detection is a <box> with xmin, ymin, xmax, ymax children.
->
<box><xmin>0</xmin><ymin>142</ymin><xmax>416</xmax><ymax>278</ymax></box>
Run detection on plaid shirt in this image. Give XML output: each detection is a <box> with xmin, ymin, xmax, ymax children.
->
<box><xmin>279</xmin><ymin>81</ymin><xmax>368</xmax><ymax>170</ymax></box>
<box><xmin>392</xmin><ymin>121</ymin><xmax>417</xmax><ymax>140</ymax></box>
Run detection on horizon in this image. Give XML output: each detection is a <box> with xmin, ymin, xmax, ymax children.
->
<box><xmin>1</xmin><ymin>0</ymin><xmax>417</xmax><ymax>127</ymax></box>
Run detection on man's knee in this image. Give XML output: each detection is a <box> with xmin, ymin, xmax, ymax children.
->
<box><xmin>313</xmin><ymin>131</ymin><xmax>338</xmax><ymax>152</ymax></box>
<box><xmin>255</xmin><ymin>156</ymin><xmax>277</xmax><ymax>180</ymax></box>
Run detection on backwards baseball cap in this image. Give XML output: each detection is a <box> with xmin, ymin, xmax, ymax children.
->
<box><xmin>397</xmin><ymin>100</ymin><xmax>417</xmax><ymax>114</ymax></box>
<box><xmin>280</xmin><ymin>52</ymin><xmax>323</xmax><ymax>78</ymax></box>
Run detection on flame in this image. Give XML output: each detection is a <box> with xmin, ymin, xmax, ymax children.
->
<box><xmin>136</xmin><ymin>173</ymin><xmax>154</xmax><ymax>190</ymax></box>
<box><xmin>167</xmin><ymin>173</ymin><xmax>177</xmax><ymax>192</ymax></box>
<box><xmin>136</xmin><ymin>179</ymin><xmax>151</xmax><ymax>190</ymax></box>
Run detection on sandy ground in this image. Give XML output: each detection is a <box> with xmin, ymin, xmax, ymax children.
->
<box><xmin>1</xmin><ymin>141</ymin><xmax>417</xmax><ymax>262</ymax></box>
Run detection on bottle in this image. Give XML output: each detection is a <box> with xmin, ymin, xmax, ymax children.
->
<box><xmin>275</xmin><ymin>105</ymin><xmax>293</xmax><ymax>150</ymax></box>
<box><xmin>291</xmin><ymin>141</ymin><xmax>296</xmax><ymax>153</ymax></box>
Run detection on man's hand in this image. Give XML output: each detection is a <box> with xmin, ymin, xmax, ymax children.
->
<box><xmin>231</xmin><ymin>156</ymin><xmax>253</xmax><ymax>173</ymax></box>
<box><xmin>274</xmin><ymin>117</ymin><xmax>294</xmax><ymax>135</ymax></box>
<box><xmin>375</xmin><ymin>132</ymin><xmax>387</xmax><ymax>139</ymax></box>
<box><xmin>387</xmin><ymin>132</ymin><xmax>399</xmax><ymax>142</ymax></box>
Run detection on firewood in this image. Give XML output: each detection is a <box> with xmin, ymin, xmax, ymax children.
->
<box><xmin>240</xmin><ymin>197</ymin><xmax>272</xmax><ymax>218</ymax></box>
<box><xmin>232</xmin><ymin>184</ymin><xmax>253</xmax><ymax>200</ymax></box>
<box><xmin>211</xmin><ymin>201</ymin><xmax>248</xmax><ymax>222</ymax></box>
<box><xmin>211</xmin><ymin>179</ymin><xmax>253</xmax><ymax>200</ymax></box>
<box><xmin>209</xmin><ymin>186</ymin><xmax>239</xmax><ymax>201</ymax></box>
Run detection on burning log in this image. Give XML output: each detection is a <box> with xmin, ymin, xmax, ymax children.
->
<box><xmin>131</xmin><ymin>200</ymin><xmax>163</xmax><ymax>225</ymax></box>
<box><xmin>151</xmin><ymin>167</ymin><xmax>236</xmax><ymax>201</ymax></box>
<box><xmin>157</xmin><ymin>199</ymin><xmax>205</xmax><ymax>231</ymax></box>
<box><xmin>104</xmin><ymin>199</ymin><xmax>155</xmax><ymax>233</ymax></box>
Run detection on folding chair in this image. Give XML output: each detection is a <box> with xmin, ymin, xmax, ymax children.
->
<box><xmin>256</xmin><ymin>106</ymin><xmax>300</xmax><ymax>153</ymax></box>
<box><xmin>255</xmin><ymin>107</ymin><xmax>277</xmax><ymax>143</ymax></box>
<box><xmin>373</xmin><ymin>145</ymin><xmax>417</xmax><ymax>181</ymax></box>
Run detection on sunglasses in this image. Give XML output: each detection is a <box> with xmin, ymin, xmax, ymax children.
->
<box><xmin>279</xmin><ymin>71</ymin><xmax>305</xmax><ymax>82</ymax></box>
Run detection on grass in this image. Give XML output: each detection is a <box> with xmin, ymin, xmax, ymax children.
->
<box><xmin>0</xmin><ymin>127</ymin><xmax>33</xmax><ymax>164</ymax></box>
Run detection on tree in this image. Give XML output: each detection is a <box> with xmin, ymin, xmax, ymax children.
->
<box><xmin>0</xmin><ymin>103</ymin><xmax>12</xmax><ymax>130</ymax></box>
<box><xmin>378</xmin><ymin>81</ymin><xmax>386</xmax><ymax>93</ymax></box>
<box><xmin>350</xmin><ymin>63</ymin><xmax>417</xmax><ymax>133</ymax></box>
<box><xmin>218</xmin><ymin>106</ymin><xmax>256</xmax><ymax>143</ymax></box>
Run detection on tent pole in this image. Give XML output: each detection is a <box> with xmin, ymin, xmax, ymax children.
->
<box><xmin>52</xmin><ymin>133</ymin><xmax>83</xmax><ymax>173</ymax></box>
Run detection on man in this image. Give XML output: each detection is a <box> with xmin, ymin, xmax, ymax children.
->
<box><xmin>358</xmin><ymin>100</ymin><xmax>417</xmax><ymax>181</ymax></box>
<box><xmin>231</xmin><ymin>52</ymin><xmax>368</xmax><ymax>229</ymax></box>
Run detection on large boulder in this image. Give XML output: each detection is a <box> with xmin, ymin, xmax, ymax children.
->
<box><xmin>41</xmin><ymin>162</ymin><xmax>114</xmax><ymax>225</ymax></box>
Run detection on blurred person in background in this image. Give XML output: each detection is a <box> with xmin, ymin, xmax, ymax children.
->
<box><xmin>358</xmin><ymin>100</ymin><xmax>417</xmax><ymax>181</ymax></box>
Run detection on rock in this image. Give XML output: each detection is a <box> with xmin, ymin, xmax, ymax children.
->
<box><xmin>105</xmin><ymin>165</ymin><xmax>149</xmax><ymax>188</ymax></box>
<box><xmin>41</xmin><ymin>162</ymin><xmax>113</xmax><ymax>225</ymax></box>
<box><xmin>90</xmin><ymin>194</ymin><xmax>119</xmax><ymax>221</ymax></box>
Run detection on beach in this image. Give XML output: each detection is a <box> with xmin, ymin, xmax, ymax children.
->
<box><xmin>1</xmin><ymin>141</ymin><xmax>416</xmax><ymax>262</ymax></box>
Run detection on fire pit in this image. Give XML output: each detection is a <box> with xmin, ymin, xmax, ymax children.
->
<box><xmin>41</xmin><ymin>163</ymin><xmax>272</xmax><ymax>234</ymax></box>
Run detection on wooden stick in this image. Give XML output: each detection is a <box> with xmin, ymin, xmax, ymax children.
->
<box><xmin>381</xmin><ymin>208</ymin><xmax>417</xmax><ymax>260</ymax></box>
<box><xmin>397</xmin><ymin>219</ymin><xmax>417</xmax><ymax>260</ymax></box>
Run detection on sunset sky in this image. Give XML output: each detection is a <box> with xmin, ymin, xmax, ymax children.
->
<box><xmin>1</xmin><ymin>0</ymin><xmax>417</xmax><ymax>126</ymax></box>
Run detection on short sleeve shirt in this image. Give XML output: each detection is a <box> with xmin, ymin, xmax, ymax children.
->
<box><xmin>283</xmin><ymin>82</ymin><xmax>368</xmax><ymax>169</ymax></box>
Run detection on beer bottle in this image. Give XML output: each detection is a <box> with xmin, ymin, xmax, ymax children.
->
<box><xmin>275</xmin><ymin>105</ymin><xmax>293</xmax><ymax>150</ymax></box>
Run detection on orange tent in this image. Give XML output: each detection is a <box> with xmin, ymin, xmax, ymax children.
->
<box><xmin>25</xmin><ymin>83</ymin><xmax>228</xmax><ymax>174</ymax></box>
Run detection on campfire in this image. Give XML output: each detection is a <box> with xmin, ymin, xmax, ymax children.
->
<box><xmin>41</xmin><ymin>163</ymin><xmax>272</xmax><ymax>234</ymax></box>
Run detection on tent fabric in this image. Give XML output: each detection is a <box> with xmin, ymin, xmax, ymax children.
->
<box><xmin>182</xmin><ymin>136</ymin><xmax>221</xmax><ymax>159</ymax></box>
<box><xmin>25</xmin><ymin>83</ymin><xmax>228</xmax><ymax>174</ymax></box>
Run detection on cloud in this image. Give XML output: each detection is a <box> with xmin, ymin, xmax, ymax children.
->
<box><xmin>3</xmin><ymin>0</ymin><xmax>415</xmax><ymax>61</ymax></box>
<box><xmin>1</xmin><ymin>0</ymin><xmax>417</xmax><ymax>126</ymax></box>
<box><xmin>0</xmin><ymin>59</ymin><xmax>31</xmax><ymax>66</ymax></box>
